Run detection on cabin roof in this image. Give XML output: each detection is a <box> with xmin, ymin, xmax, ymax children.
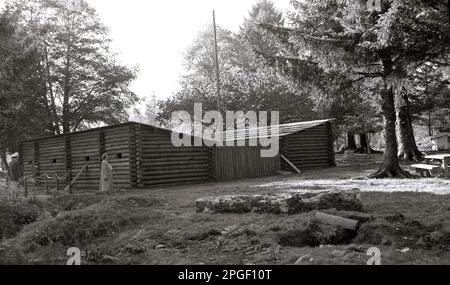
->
<box><xmin>21</xmin><ymin>119</ymin><xmax>333</xmax><ymax>144</ymax></box>
<box><xmin>21</xmin><ymin>122</ymin><xmax>171</xmax><ymax>143</ymax></box>
<box><xmin>222</xmin><ymin>119</ymin><xmax>332</xmax><ymax>142</ymax></box>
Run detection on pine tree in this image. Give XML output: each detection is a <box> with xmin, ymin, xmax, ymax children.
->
<box><xmin>289</xmin><ymin>0</ymin><xmax>450</xmax><ymax>178</ymax></box>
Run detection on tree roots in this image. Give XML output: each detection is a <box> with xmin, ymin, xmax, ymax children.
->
<box><xmin>369</xmin><ymin>165</ymin><xmax>414</xmax><ymax>179</ymax></box>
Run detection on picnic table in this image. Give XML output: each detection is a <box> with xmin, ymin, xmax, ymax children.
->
<box><xmin>425</xmin><ymin>154</ymin><xmax>450</xmax><ymax>177</ymax></box>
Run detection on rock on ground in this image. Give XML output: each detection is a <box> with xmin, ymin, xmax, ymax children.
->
<box><xmin>195</xmin><ymin>190</ymin><xmax>362</xmax><ymax>214</ymax></box>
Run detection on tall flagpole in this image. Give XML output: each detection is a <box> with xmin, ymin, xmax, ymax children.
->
<box><xmin>213</xmin><ymin>10</ymin><xmax>221</xmax><ymax>112</ymax></box>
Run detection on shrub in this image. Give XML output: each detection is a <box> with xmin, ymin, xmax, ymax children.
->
<box><xmin>0</xmin><ymin>201</ymin><xmax>41</xmax><ymax>240</ymax></box>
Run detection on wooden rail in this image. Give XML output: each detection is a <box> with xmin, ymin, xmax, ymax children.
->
<box><xmin>64</xmin><ymin>164</ymin><xmax>88</xmax><ymax>193</ymax></box>
<box><xmin>280</xmin><ymin>155</ymin><xmax>301</xmax><ymax>174</ymax></box>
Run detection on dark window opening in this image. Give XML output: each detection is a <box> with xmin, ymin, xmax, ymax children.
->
<box><xmin>85</xmin><ymin>156</ymin><xmax>90</xmax><ymax>161</ymax></box>
<box><xmin>52</xmin><ymin>159</ymin><xmax>57</xmax><ymax>163</ymax></box>
<box><xmin>116</xmin><ymin>153</ymin><xmax>122</xmax><ymax>159</ymax></box>
<box><xmin>28</xmin><ymin>161</ymin><xmax>32</xmax><ymax>165</ymax></box>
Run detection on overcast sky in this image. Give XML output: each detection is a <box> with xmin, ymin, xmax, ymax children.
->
<box><xmin>0</xmin><ymin>0</ymin><xmax>292</xmax><ymax>105</ymax></box>
<box><xmin>84</xmin><ymin>0</ymin><xmax>292</xmax><ymax>103</ymax></box>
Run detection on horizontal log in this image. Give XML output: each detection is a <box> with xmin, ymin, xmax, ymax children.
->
<box><xmin>105</xmin><ymin>146</ymin><xmax>130</xmax><ymax>151</ymax></box>
<box><xmin>142</xmin><ymin>153</ymin><xmax>209</xmax><ymax>159</ymax></box>
<box><xmin>285</xmin><ymin>159</ymin><xmax>332</xmax><ymax>165</ymax></box>
<box><xmin>284</xmin><ymin>144</ymin><xmax>330</xmax><ymax>149</ymax></box>
<box><xmin>70</xmin><ymin>138</ymin><xmax>99</xmax><ymax>143</ymax></box>
<box><xmin>38</xmin><ymin>146</ymin><xmax>65</xmax><ymax>151</ymax></box>
<box><xmin>143</xmin><ymin>168</ymin><xmax>209</xmax><ymax>176</ymax></box>
<box><xmin>70</xmin><ymin>146</ymin><xmax>99</xmax><ymax>152</ymax></box>
<box><xmin>143</xmin><ymin>172</ymin><xmax>209</xmax><ymax>180</ymax></box>
<box><xmin>144</xmin><ymin>176</ymin><xmax>209</xmax><ymax>186</ymax></box>
<box><xmin>286</xmin><ymin>146</ymin><xmax>331</xmax><ymax>152</ymax></box>
<box><xmin>195</xmin><ymin>190</ymin><xmax>363</xmax><ymax>214</ymax></box>
<box><xmin>107</xmin><ymin>158</ymin><xmax>129</xmax><ymax>163</ymax></box>
<box><xmin>110</xmin><ymin>174</ymin><xmax>130</xmax><ymax>178</ymax></box>
<box><xmin>39</xmin><ymin>153</ymin><xmax>65</xmax><ymax>157</ymax></box>
<box><xmin>104</xmin><ymin>127</ymin><xmax>130</xmax><ymax>133</ymax></box>
<box><xmin>142</xmin><ymin>147</ymin><xmax>208</xmax><ymax>153</ymax></box>
<box><xmin>142</xmin><ymin>158</ymin><xmax>209</xmax><ymax>165</ymax></box>
<box><xmin>315</xmin><ymin>212</ymin><xmax>360</xmax><ymax>230</ymax></box>
<box><xmin>143</xmin><ymin>163</ymin><xmax>209</xmax><ymax>171</ymax></box>
<box><xmin>38</xmin><ymin>140</ymin><xmax>65</xmax><ymax>146</ymax></box>
<box><xmin>104</xmin><ymin>134</ymin><xmax>130</xmax><ymax>141</ymax></box>
<box><xmin>142</xmin><ymin>161</ymin><xmax>209</xmax><ymax>168</ymax></box>
<box><xmin>70</xmin><ymin>151</ymin><xmax>99</xmax><ymax>156</ymax></box>
<box><xmin>70</xmin><ymin>134</ymin><xmax>98</xmax><ymax>140</ymax></box>
<box><xmin>111</xmin><ymin>162</ymin><xmax>130</xmax><ymax>169</ymax></box>
<box><xmin>104</xmin><ymin>129</ymin><xmax>130</xmax><ymax>136</ymax></box>
<box><xmin>71</xmin><ymin>162</ymin><xmax>101</xmax><ymax>167</ymax></box>
<box><xmin>286</xmin><ymin>154</ymin><xmax>331</xmax><ymax>160</ymax></box>
<box><xmin>285</xmin><ymin>134</ymin><xmax>329</xmax><ymax>139</ymax></box>
<box><xmin>140</xmin><ymin>132</ymin><xmax>172</xmax><ymax>137</ymax></box>
<box><xmin>38</xmin><ymin>166</ymin><xmax>66</xmax><ymax>170</ymax></box>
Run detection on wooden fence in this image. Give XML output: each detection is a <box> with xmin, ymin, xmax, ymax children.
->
<box><xmin>212</xmin><ymin>146</ymin><xmax>280</xmax><ymax>181</ymax></box>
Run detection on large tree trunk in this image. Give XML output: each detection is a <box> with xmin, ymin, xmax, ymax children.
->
<box><xmin>370</xmin><ymin>86</ymin><xmax>412</xmax><ymax>178</ymax></box>
<box><xmin>359</xmin><ymin>133</ymin><xmax>368</xmax><ymax>151</ymax></box>
<box><xmin>354</xmin><ymin>133</ymin><xmax>381</xmax><ymax>154</ymax></box>
<box><xmin>44</xmin><ymin>46</ymin><xmax>60</xmax><ymax>135</ymax></box>
<box><xmin>347</xmin><ymin>133</ymin><xmax>357</xmax><ymax>150</ymax></box>
<box><xmin>354</xmin><ymin>133</ymin><xmax>368</xmax><ymax>153</ymax></box>
<box><xmin>397</xmin><ymin>91</ymin><xmax>423</xmax><ymax>161</ymax></box>
<box><xmin>427</xmin><ymin>112</ymin><xmax>433</xmax><ymax>137</ymax></box>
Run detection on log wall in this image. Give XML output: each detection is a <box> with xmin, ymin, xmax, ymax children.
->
<box><xmin>213</xmin><ymin>146</ymin><xmax>280</xmax><ymax>181</ymax></box>
<box><xmin>104</xmin><ymin>126</ymin><xmax>132</xmax><ymax>189</ymax></box>
<box><xmin>281</xmin><ymin>122</ymin><xmax>335</xmax><ymax>171</ymax></box>
<box><xmin>70</xmin><ymin>132</ymin><xmax>100</xmax><ymax>190</ymax></box>
<box><xmin>19</xmin><ymin>121</ymin><xmax>335</xmax><ymax>190</ymax></box>
<box><xmin>140</xmin><ymin>125</ymin><xmax>211</xmax><ymax>187</ymax></box>
<box><xmin>19</xmin><ymin>124</ymin><xmax>134</xmax><ymax>190</ymax></box>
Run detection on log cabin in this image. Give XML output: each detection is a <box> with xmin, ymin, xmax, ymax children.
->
<box><xmin>19</xmin><ymin>119</ymin><xmax>335</xmax><ymax>189</ymax></box>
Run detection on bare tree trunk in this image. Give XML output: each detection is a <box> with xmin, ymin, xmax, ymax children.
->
<box><xmin>44</xmin><ymin>46</ymin><xmax>60</xmax><ymax>135</ymax></box>
<box><xmin>354</xmin><ymin>133</ymin><xmax>381</xmax><ymax>154</ymax></box>
<box><xmin>347</xmin><ymin>132</ymin><xmax>357</xmax><ymax>150</ymax></box>
<box><xmin>360</xmin><ymin>133</ymin><xmax>368</xmax><ymax>150</ymax></box>
<box><xmin>370</xmin><ymin>86</ymin><xmax>412</xmax><ymax>178</ymax></box>
<box><xmin>62</xmin><ymin>27</ymin><xmax>73</xmax><ymax>134</ymax></box>
<box><xmin>0</xmin><ymin>151</ymin><xmax>8</xmax><ymax>171</ymax></box>
<box><xmin>427</xmin><ymin>112</ymin><xmax>433</xmax><ymax>137</ymax></box>
<box><xmin>397</xmin><ymin>91</ymin><xmax>423</xmax><ymax>161</ymax></box>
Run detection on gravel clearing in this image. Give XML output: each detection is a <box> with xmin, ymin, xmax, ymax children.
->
<box><xmin>257</xmin><ymin>178</ymin><xmax>450</xmax><ymax>195</ymax></box>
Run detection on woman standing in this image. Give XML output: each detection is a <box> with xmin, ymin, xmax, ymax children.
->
<box><xmin>100</xmin><ymin>153</ymin><xmax>113</xmax><ymax>193</ymax></box>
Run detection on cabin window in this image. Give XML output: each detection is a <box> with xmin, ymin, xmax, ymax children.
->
<box><xmin>116</xmin><ymin>153</ymin><xmax>122</xmax><ymax>159</ymax></box>
<box><xmin>85</xmin><ymin>156</ymin><xmax>90</xmax><ymax>161</ymax></box>
<box><xmin>52</xmin><ymin>159</ymin><xmax>57</xmax><ymax>163</ymax></box>
<box><xmin>28</xmin><ymin>161</ymin><xmax>32</xmax><ymax>165</ymax></box>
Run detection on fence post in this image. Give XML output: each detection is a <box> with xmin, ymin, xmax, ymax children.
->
<box><xmin>45</xmin><ymin>176</ymin><xmax>49</xmax><ymax>195</ymax></box>
<box><xmin>5</xmin><ymin>176</ymin><xmax>9</xmax><ymax>199</ymax></box>
<box><xmin>68</xmin><ymin>171</ymin><xmax>72</xmax><ymax>195</ymax></box>
<box><xmin>24</xmin><ymin>177</ymin><xmax>28</xmax><ymax>198</ymax></box>
<box><xmin>56</xmin><ymin>178</ymin><xmax>59</xmax><ymax>194</ymax></box>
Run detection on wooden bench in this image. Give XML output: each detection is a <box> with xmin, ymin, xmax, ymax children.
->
<box><xmin>411</xmin><ymin>164</ymin><xmax>442</xmax><ymax>177</ymax></box>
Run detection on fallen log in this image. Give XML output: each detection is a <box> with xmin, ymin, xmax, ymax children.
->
<box><xmin>315</xmin><ymin>212</ymin><xmax>360</xmax><ymax>230</ymax></box>
<box><xmin>195</xmin><ymin>190</ymin><xmax>362</xmax><ymax>214</ymax></box>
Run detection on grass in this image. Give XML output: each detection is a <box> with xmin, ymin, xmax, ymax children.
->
<box><xmin>1</xmin><ymin>154</ymin><xmax>450</xmax><ymax>265</ymax></box>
